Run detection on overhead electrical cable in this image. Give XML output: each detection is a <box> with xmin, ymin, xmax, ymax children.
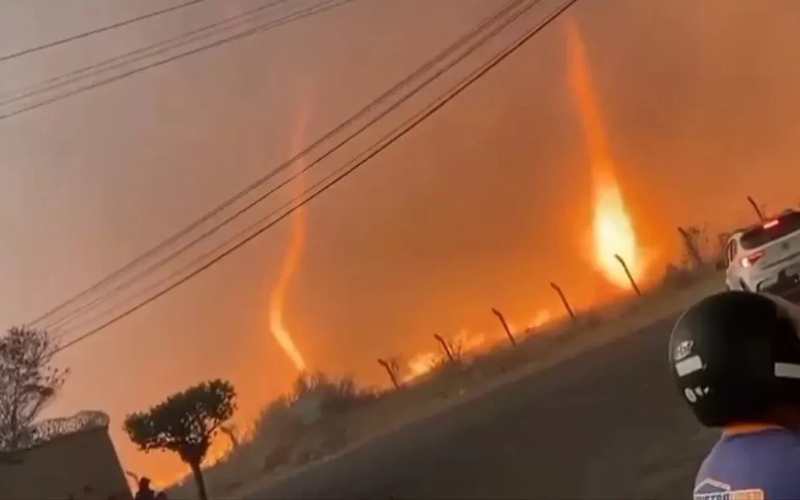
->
<box><xmin>0</xmin><ymin>0</ymin><xmax>295</xmax><ymax>107</ymax></box>
<box><xmin>0</xmin><ymin>0</ymin><xmax>208</xmax><ymax>63</ymax></box>
<box><xmin>33</xmin><ymin>0</ymin><xmax>530</xmax><ymax>331</ymax></box>
<box><xmin>51</xmin><ymin>0</ymin><xmax>580</xmax><ymax>354</ymax></box>
<box><xmin>0</xmin><ymin>0</ymin><xmax>357</xmax><ymax>121</ymax></box>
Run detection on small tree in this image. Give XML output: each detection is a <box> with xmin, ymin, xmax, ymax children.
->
<box><xmin>124</xmin><ymin>380</ymin><xmax>236</xmax><ymax>500</ymax></box>
<box><xmin>0</xmin><ymin>327</ymin><xmax>68</xmax><ymax>451</ymax></box>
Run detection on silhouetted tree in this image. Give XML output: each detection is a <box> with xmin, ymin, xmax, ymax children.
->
<box><xmin>0</xmin><ymin>327</ymin><xmax>68</xmax><ymax>451</ymax></box>
<box><xmin>124</xmin><ymin>380</ymin><xmax>236</xmax><ymax>500</ymax></box>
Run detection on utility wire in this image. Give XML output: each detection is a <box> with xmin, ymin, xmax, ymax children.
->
<box><xmin>44</xmin><ymin>0</ymin><xmax>531</xmax><ymax>333</ymax></box>
<box><xmin>0</xmin><ymin>0</ymin><xmax>208</xmax><ymax>64</ymax></box>
<box><xmin>0</xmin><ymin>0</ymin><xmax>356</xmax><ymax>122</ymax></box>
<box><xmin>52</xmin><ymin>0</ymin><xmax>580</xmax><ymax>354</ymax></box>
<box><xmin>0</xmin><ymin>0</ymin><xmax>294</xmax><ymax>107</ymax></box>
<box><xmin>32</xmin><ymin>0</ymin><xmax>528</xmax><ymax>331</ymax></box>
<box><xmin>24</xmin><ymin>0</ymin><xmax>360</xmax><ymax>330</ymax></box>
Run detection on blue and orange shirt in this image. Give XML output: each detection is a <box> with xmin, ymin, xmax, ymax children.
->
<box><xmin>695</xmin><ymin>427</ymin><xmax>800</xmax><ymax>499</ymax></box>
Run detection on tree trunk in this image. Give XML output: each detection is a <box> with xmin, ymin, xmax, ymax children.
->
<box><xmin>189</xmin><ymin>460</ymin><xmax>209</xmax><ymax>500</ymax></box>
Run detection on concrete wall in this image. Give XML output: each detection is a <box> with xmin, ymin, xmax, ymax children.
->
<box><xmin>0</xmin><ymin>426</ymin><xmax>131</xmax><ymax>500</ymax></box>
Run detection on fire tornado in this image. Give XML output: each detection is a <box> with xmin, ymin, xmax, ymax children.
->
<box><xmin>268</xmin><ymin>105</ymin><xmax>310</xmax><ymax>372</ymax></box>
<box><xmin>567</xmin><ymin>20</ymin><xmax>642</xmax><ymax>288</ymax></box>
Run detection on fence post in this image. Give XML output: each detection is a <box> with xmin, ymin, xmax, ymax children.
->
<box><xmin>220</xmin><ymin>425</ymin><xmax>240</xmax><ymax>449</ymax></box>
<box><xmin>433</xmin><ymin>334</ymin><xmax>455</xmax><ymax>362</ymax></box>
<box><xmin>614</xmin><ymin>254</ymin><xmax>642</xmax><ymax>296</ymax></box>
<box><xmin>377</xmin><ymin>358</ymin><xmax>400</xmax><ymax>390</ymax></box>
<box><xmin>550</xmin><ymin>282</ymin><xmax>576</xmax><ymax>321</ymax></box>
<box><xmin>491</xmin><ymin>308</ymin><xmax>517</xmax><ymax>346</ymax></box>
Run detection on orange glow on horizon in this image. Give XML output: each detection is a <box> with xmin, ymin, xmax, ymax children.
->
<box><xmin>567</xmin><ymin>20</ymin><xmax>642</xmax><ymax>288</ymax></box>
<box><xmin>268</xmin><ymin>105</ymin><xmax>310</xmax><ymax>372</ymax></box>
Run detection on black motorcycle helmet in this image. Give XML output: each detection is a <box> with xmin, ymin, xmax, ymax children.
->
<box><xmin>669</xmin><ymin>291</ymin><xmax>800</xmax><ymax>427</ymax></box>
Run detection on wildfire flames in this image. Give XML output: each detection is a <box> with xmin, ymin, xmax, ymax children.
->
<box><xmin>405</xmin><ymin>329</ymin><xmax>486</xmax><ymax>381</ymax></box>
<box><xmin>406</xmin><ymin>352</ymin><xmax>440</xmax><ymax>381</ymax></box>
<box><xmin>592</xmin><ymin>173</ymin><xmax>639</xmax><ymax>288</ymax></box>
<box><xmin>268</xmin><ymin>107</ymin><xmax>310</xmax><ymax>372</ymax></box>
<box><xmin>567</xmin><ymin>20</ymin><xmax>642</xmax><ymax>288</ymax></box>
<box><xmin>203</xmin><ymin>437</ymin><xmax>234</xmax><ymax>467</ymax></box>
<box><xmin>528</xmin><ymin>309</ymin><xmax>552</xmax><ymax>330</ymax></box>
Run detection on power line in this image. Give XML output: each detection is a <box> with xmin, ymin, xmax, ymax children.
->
<box><xmin>24</xmin><ymin>0</ymin><xmax>362</xmax><ymax>330</ymax></box>
<box><xmin>0</xmin><ymin>0</ymin><xmax>208</xmax><ymax>64</ymax></box>
<box><xmin>52</xmin><ymin>0</ymin><xmax>580</xmax><ymax>355</ymax></box>
<box><xmin>0</xmin><ymin>0</ymin><xmax>356</xmax><ymax>122</ymax></box>
<box><xmin>55</xmin><ymin>166</ymin><xmax>335</xmax><ymax>339</ymax></box>
<box><xmin>0</xmin><ymin>0</ymin><xmax>294</xmax><ymax>107</ymax></box>
<box><xmin>44</xmin><ymin>0</ymin><xmax>532</xmax><ymax>334</ymax></box>
<box><xmin>38</xmin><ymin>0</ymin><xmax>526</xmax><ymax>332</ymax></box>
<box><xmin>33</xmin><ymin>0</ymin><xmax>530</xmax><ymax>331</ymax></box>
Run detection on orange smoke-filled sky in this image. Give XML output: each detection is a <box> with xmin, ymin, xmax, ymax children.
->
<box><xmin>3</xmin><ymin>0</ymin><xmax>800</xmax><ymax>486</ymax></box>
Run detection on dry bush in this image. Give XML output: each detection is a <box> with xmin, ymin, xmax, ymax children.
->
<box><xmin>448</xmin><ymin>339</ymin><xmax>465</xmax><ymax>363</ymax></box>
<box><xmin>662</xmin><ymin>263</ymin><xmax>698</xmax><ymax>289</ymax></box>
<box><xmin>292</xmin><ymin>372</ymin><xmax>377</xmax><ymax>415</ymax></box>
<box><xmin>663</xmin><ymin>223</ymin><xmax>728</xmax><ymax>289</ymax></box>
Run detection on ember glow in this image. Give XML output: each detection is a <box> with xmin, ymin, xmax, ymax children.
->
<box><xmin>567</xmin><ymin>20</ymin><xmax>642</xmax><ymax>288</ymax></box>
<box><xmin>406</xmin><ymin>352</ymin><xmax>440</xmax><ymax>381</ymax></box>
<box><xmin>203</xmin><ymin>437</ymin><xmax>234</xmax><ymax>468</ymax></box>
<box><xmin>528</xmin><ymin>309</ymin><xmax>552</xmax><ymax>330</ymax></box>
<box><xmin>268</xmin><ymin>107</ymin><xmax>310</xmax><ymax>372</ymax></box>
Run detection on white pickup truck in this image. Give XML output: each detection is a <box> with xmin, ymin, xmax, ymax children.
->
<box><xmin>725</xmin><ymin>210</ymin><xmax>800</xmax><ymax>298</ymax></box>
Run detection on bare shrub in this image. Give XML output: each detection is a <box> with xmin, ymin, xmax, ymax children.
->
<box><xmin>662</xmin><ymin>263</ymin><xmax>697</xmax><ymax>289</ymax></box>
<box><xmin>292</xmin><ymin>372</ymin><xmax>376</xmax><ymax>415</ymax></box>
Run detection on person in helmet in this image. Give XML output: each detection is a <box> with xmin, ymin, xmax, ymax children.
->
<box><xmin>669</xmin><ymin>291</ymin><xmax>800</xmax><ymax>499</ymax></box>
